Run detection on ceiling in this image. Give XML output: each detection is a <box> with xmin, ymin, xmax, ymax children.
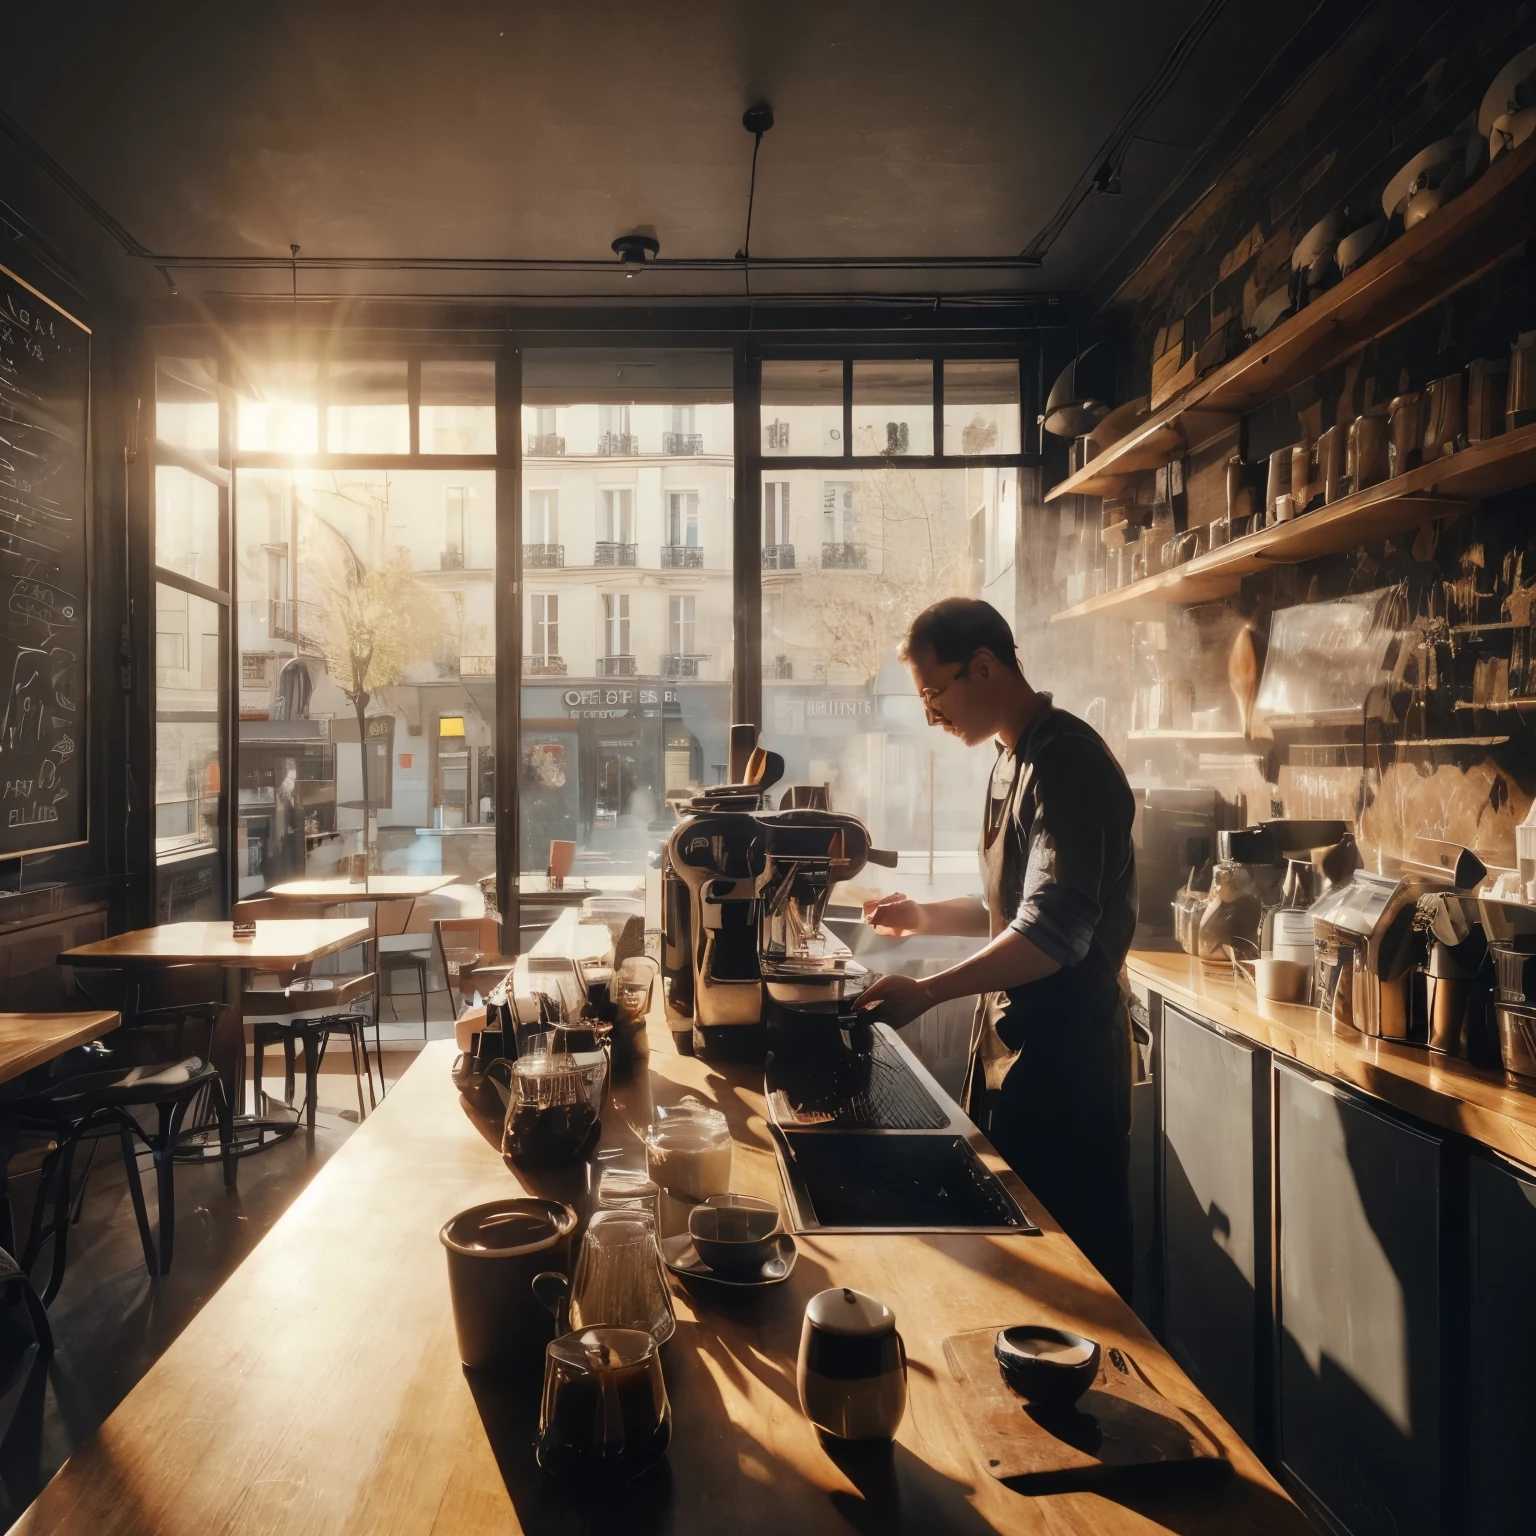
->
<box><xmin>0</xmin><ymin>1</ymin><xmax>1333</xmax><ymax>307</ymax></box>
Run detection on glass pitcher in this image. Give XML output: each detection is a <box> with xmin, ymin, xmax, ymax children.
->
<box><xmin>644</xmin><ymin>1095</ymin><xmax>733</xmax><ymax>1206</ymax></box>
<box><xmin>533</xmin><ymin>1208</ymin><xmax>675</xmax><ymax>1345</ymax></box>
<box><xmin>536</xmin><ymin>1326</ymin><xmax>672</xmax><ymax>1483</ymax></box>
<box><xmin>500</xmin><ymin>1041</ymin><xmax>604</xmax><ymax>1169</ymax></box>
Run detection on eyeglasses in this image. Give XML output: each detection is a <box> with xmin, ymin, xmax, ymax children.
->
<box><xmin>918</xmin><ymin>657</ymin><xmax>973</xmax><ymax>721</ymax></box>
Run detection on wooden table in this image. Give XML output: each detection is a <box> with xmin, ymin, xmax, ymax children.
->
<box><xmin>264</xmin><ymin>875</ymin><xmax>456</xmax><ymax>904</ymax></box>
<box><xmin>7</xmin><ymin>1025</ymin><xmax>1309</xmax><ymax>1535</ymax></box>
<box><xmin>59</xmin><ymin>920</ymin><xmax>373</xmax><ymax>975</ymax></box>
<box><xmin>0</xmin><ymin>1012</ymin><xmax>120</xmax><ymax>1086</ymax></box>
<box><xmin>1128</xmin><ymin>946</ymin><xmax>1536</xmax><ymax>1166</ymax></box>
<box><xmin>517</xmin><ymin>873</ymin><xmax>644</xmax><ymax>907</ymax></box>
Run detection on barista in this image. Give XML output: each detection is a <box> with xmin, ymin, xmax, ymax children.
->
<box><xmin>857</xmin><ymin>599</ymin><xmax>1138</xmax><ymax>1297</ymax></box>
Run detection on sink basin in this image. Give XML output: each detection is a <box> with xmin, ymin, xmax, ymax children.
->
<box><xmin>774</xmin><ymin>1131</ymin><xmax>1037</xmax><ymax>1234</ymax></box>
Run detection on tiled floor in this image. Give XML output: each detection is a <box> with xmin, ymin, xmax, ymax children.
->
<box><xmin>0</xmin><ymin>1060</ymin><xmax>419</xmax><ymax>1525</ymax></box>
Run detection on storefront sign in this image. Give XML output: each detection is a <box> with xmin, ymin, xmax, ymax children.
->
<box><xmin>805</xmin><ymin>698</ymin><xmax>872</xmax><ymax>719</ymax></box>
<box><xmin>561</xmin><ymin>687</ymin><xmax>680</xmax><ymax>708</ymax></box>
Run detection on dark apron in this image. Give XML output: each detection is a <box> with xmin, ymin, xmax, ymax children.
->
<box><xmin>962</xmin><ymin>743</ymin><xmax>1135</xmax><ymax>1299</ymax></box>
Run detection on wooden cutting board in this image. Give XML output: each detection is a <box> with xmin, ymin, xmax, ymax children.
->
<box><xmin>942</xmin><ymin>1328</ymin><xmax>1232</xmax><ymax>1492</ymax></box>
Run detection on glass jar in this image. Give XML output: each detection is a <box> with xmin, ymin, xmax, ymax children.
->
<box><xmin>644</xmin><ymin>1096</ymin><xmax>733</xmax><ymax>1205</ymax></box>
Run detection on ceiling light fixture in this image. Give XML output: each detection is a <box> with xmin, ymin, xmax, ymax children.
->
<box><xmin>612</xmin><ymin>233</ymin><xmax>660</xmax><ymax>278</ymax></box>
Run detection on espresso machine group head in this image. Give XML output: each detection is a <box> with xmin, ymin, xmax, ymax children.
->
<box><xmin>659</xmin><ymin>727</ymin><xmax>896</xmax><ymax>1058</ymax></box>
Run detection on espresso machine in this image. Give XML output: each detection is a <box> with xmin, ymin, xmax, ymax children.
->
<box><xmin>660</xmin><ymin>728</ymin><xmax>897</xmax><ymax>1058</ymax></box>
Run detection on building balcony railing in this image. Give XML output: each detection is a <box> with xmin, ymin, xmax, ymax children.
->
<box><xmin>524</xmin><ymin>543</ymin><xmax>564</xmax><ymax>568</ymax></box>
<box><xmin>768</xmin><ymin>655</ymin><xmax>793</xmax><ymax>680</ymax></box>
<box><xmin>661</xmin><ymin>544</ymin><xmax>703</xmax><ymax>569</ymax></box>
<box><xmin>661</xmin><ymin>653</ymin><xmax>709</xmax><ymax>679</ymax></box>
<box><xmin>526</xmin><ymin>433</ymin><xmax>565</xmax><ymax>456</ymax></box>
<box><xmin>762</xmin><ymin>544</ymin><xmax>795</xmax><ymax>570</ymax></box>
<box><xmin>522</xmin><ymin>655</ymin><xmax>567</xmax><ymax>676</ymax></box>
<box><xmin>597</xmin><ymin>432</ymin><xmax>638</xmax><ymax>456</ymax></box>
<box><xmin>440</xmin><ymin>549</ymin><xmax>465</xmax><ymax>571</ymax></box>
<box><xmin>269</xmin><ymin>598</ymin><xmax>325</xmax><ymax>654</ymax></box>
<box><xmin>461</xmin><ymin>655</ymin><xmax>497</xmax><ymax>677</ymax></box>
<box><xmin>598</xmin><ymin>655</ymin><xmax>637</xmax><ymax>678</ymax></box>
<box><xmin>595</xmin><ymin>541</ymin><xmax>637</xmax><ymax>567</ymax></box>
<box><xmin>663</xmin><ymin>432</ymin><xmax>704</xmax><ymax>455</ymax></box>
<box><xmin>821</xmin><ymin>541</ymin><xmax>868</xmax><ymax>570</ymax></box>
<box><xmin>764</xmin><ymin>420</ymin><xmax>790</xmax><ymax>451</ymax></box>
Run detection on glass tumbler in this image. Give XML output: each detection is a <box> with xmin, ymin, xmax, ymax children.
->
<box><xmin>533</xmin><ymin>1208</ymin><xmax>676</xmax><ymax>1345</ymax></box>
<box><xmin>536</xmin><ymin>1326</ymin><xmax>672</xmax><ymax>1483</ymax></box>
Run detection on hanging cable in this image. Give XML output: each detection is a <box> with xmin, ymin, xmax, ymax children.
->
<box><xmin>736</xmin><ymin>104</ymin><xmax>774</xmax><ymax>297</ymax></box>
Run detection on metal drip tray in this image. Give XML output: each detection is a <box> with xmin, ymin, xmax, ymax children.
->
<box><xmin>774</xmin><ymin>1131</ymin><xmax>1037</xmax><ymax>1235</ymax></box>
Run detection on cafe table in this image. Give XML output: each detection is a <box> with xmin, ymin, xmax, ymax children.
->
<box><xmin>59</xmin><ymin>920</ymin><xmax>374</xmax><ymax>1157</ymax></box>
<box><xmin>5</xmin><ymin>1016</ymin><xmax>1312</xmax><ymax>1536</ymax></box>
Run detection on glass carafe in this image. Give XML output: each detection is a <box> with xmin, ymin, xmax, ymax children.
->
<box><xmin>501</xmin><ymin>1042</ymin><xmax>604</xmax><ymax>1169</ymax></box>
<box><xmin>536</xmin><ymin>1326</ymin><xmax>672</xmax><ymax>1483</ymax></box>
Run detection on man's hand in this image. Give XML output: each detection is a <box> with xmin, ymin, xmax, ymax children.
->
<box><xmin>862</xmin><ymin>892</ymin><xmax>927</xmax><ymax>937</ymax></box>
<box><xmin>854</xmin><ymin>972</ymin><xmax>934</xmax><ymax>1029</ymax></box>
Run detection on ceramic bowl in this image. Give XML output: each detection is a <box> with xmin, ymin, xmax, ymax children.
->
<box><xmin>689</xmin><ymin>1195</ymin><xmax>781</xmax><ymax>1273</ymax></box>
<box><xmin>994</xmin><ymin>1325</ymin><xmax>1101</xmax><ymax>1407</ymax></box>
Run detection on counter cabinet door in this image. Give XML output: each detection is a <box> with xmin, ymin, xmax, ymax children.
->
<box><xmin>1275</xmin><ymin>1060</ymin><xmax>1444</xmax><ymax>1536</ymax></box>
<box><xmin>1469</xmin><ymin>1149</ymin><xmax>1536</xmax><ymax>1536</ymax></box>
<box><xmin>1159</xmin><ymin>1003</ymin><xmax>1271</xmax><ymax>1456</ymax></box>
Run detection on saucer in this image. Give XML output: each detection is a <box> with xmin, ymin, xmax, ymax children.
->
<box><xmin>661</xmin><ymin>1232</ymin><xmax>798</xmax><ymax>1293</ymax></box>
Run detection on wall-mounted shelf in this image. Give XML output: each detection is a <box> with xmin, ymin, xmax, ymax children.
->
<box><xmin>1051</xmin><ymin>422</ymin><xmax>1536</xmax><ymax>622</ymax></box>
<box><xmin>1046</xmin><ymin>135</ymin><xmax>1536</xmax><ymax>503</ymax></box>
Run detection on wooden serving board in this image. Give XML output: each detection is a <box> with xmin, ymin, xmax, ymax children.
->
<box><xmin>942</xmin><ymin>1328</ymin><xmax>1232</xmax><ymax>1492</ymax></box>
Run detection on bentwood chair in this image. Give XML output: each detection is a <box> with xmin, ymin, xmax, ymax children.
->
<box><xmin>234</xmin><ymin>899</ymin><xmax>380</xmax><ymax>1133</ymax></box>
<box><xmin>15</xmin><ymin>1003</ymin><xmax>236</xmax><ymax>1301</ymax></box>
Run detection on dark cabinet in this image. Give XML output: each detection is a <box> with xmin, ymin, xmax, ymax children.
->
<box><xmin>1159</xmin><ymin>1004</ymin><xmax>1271</xmax><ymax>1453</ymax></box>
<box><xmin>1275</xmin><ymin>1061</ymin><xmax>1448</xmax><ymax>1536</ymax></box>
<box><xmin>1469</xmin><ymin>1150</ymin><xmax>1536</xmax><ymax>1536</ymax></box>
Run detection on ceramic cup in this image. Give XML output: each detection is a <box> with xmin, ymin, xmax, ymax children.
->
<box><xmin>797</xmin><ymin>1287</ymin><xmax>908</xmax><ymax>1442</ymax></box>
<box><xmin>440</xmin><ymin>1197</ymin><xmax>577</xmax><ymax>1374</ymax></box>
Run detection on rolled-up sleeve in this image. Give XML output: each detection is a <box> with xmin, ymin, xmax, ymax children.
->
<box><xmin>1007</xmin><ymin>740</ymin><xmax>1109</xmax><ymax>968</ymax></box>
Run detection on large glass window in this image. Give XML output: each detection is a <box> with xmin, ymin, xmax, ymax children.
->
<box><xmin>421</xmin><ymin>360</ymin><xmax>495</xmax><ymax>454</ymax></box>
<box><xmin>944</xmin><ymin>360</ymin><xmax>1022</xmax><ymax>456</ymax></box>
<box><xmin>761</xmin><ymin>463</ymin><xmax>1020</xmax><ymax>900</ymax></box>
<box><xmin>519</xmin><ymin>348</ymin><xmax>734</xmax><ymax>884</ymax></box>
<box><xmin>153</xmin><ymin>358</ymin><xmax>228</xmax><ymax>918</ymax></box>
<box><xmin>234</xmin><ymin>464</ymin><xmax>497</xmax><ymax>895</ymax></box>
<box><xmin>852</xmin><ymin>360</ymin><xmax>934</xmax><ymax>456</ymax></box>
<box><xmin>761</xmin><ymin>360</ymin><xmax>842</xmax><ymax>457</ymax></box>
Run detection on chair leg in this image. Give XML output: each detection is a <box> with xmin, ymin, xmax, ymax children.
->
<box><xmin>215</xmin><ymin>1078</ymin><xmax>237</xmax><ymax>1191</ymax></box>
<box><xmin>16</xmin><ymin>1268</ymin><xmax>53</xmax><ymax>1358</ymax></box>
<box><xmin>21</xmin><ymin>1147</ymin><xmax>62</xmax><ymax>1276</ymax></box>
<box><xmin>283</xmin><ymin>1035</ymin><xmax>297</xmax><ymax>1106</ymax></box>
<box><xmin>251</xmin><ymin>1028</ymin><xmax>265</xmax><ymax>1115</ymax></box>
<box><xmin>300</xmin><ymin>1025</ymin><xmax>321</xmax><ymax>1141</ymax></box>
<box><xmin>418</xmin><ymin>962</ymin><xmax>429</xmax><ymax>1042</ymax></box>
<box><xmin>347</xmin><ymin>1026</ymin><xmax>368</xmax><ymax>1122</ymax></box>
<box><xmin>116</xmin><ymin>1122</ymin><xmax>157</xmax><ymax>1283</ymax></box>
<box><xmin>154</xmin><ymin>1098</ymin><xmax>196</xmax><ymax>1275</ymax></box>
<box><xmin>41</xmin><ymin>1135</ymin><xmax>82</xmax><ymax>1306</ymax></box>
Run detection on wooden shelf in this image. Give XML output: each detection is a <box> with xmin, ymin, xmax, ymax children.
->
<box><xmin>1051</xmin><ymin>422</ymin><xmax>1536</xmax><ymax>622</ymax></box>
<box><xmin>1047</xmin><ymin>135</ymin><xmax>1536</xmax><ymax>503</ymax></box>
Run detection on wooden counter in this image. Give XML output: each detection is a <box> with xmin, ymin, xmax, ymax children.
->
<box><xmin>8</xmin><ymin>1027</ymin><xmax>1309</xmax><ymax>1536</ymax></box>
<box><xmin>1128</xmin><ymin>947</ymin><xmax>1536</xmax><ymax>1167</ymax></box>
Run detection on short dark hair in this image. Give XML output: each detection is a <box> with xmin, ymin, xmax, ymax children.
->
<box><xmin>900</xmin><ymin>598</ymin><xmax>1022</xmax><ymax>675</ymax></box>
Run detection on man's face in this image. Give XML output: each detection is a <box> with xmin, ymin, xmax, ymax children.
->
<box><xmin>905</xmin><ymin>644</ymin><xmax>999</xmax><ymax>746</ymax></box>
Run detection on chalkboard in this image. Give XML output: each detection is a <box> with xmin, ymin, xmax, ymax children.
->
<box><xmin>0</xmin><ymin>264</ymin><xmax>89</xmax><ymax>857</ymax></box>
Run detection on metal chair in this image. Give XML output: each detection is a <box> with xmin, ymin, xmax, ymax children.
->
<box><xmin>235</xmin><ymin>899</ymin><xmax>381</xmax><ymax>1129</ymax></box>
<box><xmin>15</xmin><ymin>1004</ymin><xmax>236</xmax><ymax>1302</ymax></box>
<box><xmin>376</xmin><ymin>899</ymin><xmax>432</xmax><ymax>1038</ymax></box>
